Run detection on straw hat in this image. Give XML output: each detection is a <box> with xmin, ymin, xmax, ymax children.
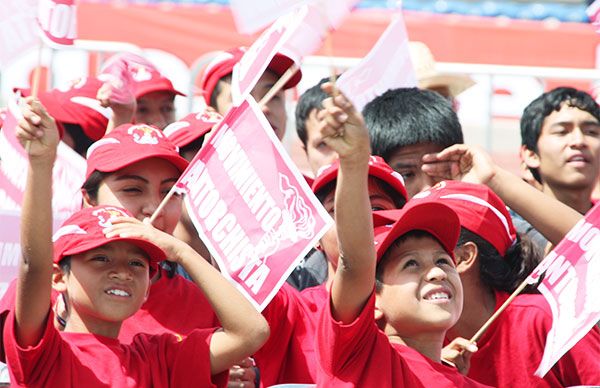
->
<box><xmin>409</xmin><ymin>41</ymin><xmax>475</xmax><ymax>98</ymax></box>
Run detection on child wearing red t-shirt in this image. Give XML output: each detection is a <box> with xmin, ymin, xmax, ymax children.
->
<box><xmin>3</xmin><ymin>97</ymin><xmax>269</xmax><ymax>387</ymax></box>
<box><xmin>313</xmin><ymin>84</ymin><xmax>489</xmax><ymax>387</ymax></box>
<box><xmin>421</xmin><ymin>148</ymin><xmax>600</xmax><ymax>386</ymax></box>
<box><xmin>254</xmin><ymin>156</ymin><xmax>407</xmax><ymax>386</ymax></box>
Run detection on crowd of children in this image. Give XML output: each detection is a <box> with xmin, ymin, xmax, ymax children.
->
<box><xmin>0</xmin><ymin>42</ymin><xmax>599</xmax><ymax>387</ymax></box>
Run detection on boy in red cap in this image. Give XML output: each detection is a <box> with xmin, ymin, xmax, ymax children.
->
<box><xmin>314</xmin><ymin>84</ymin><xmax>489</xmax><ymax>387</ymax></box>
<box><xmin>253</xmin><ymin>155</ymin><xmax>407</xmax><ymax>386</ymax></box>
<box><xmin>420</xmin><ymin>152</ymin><xmax>600</xmax><ymax>386</ymax></box>
<box><xmin>4</xmin><ymin>97</ymin><xmax>269</xmax><ymax>386</ymax></box>
<box><xmin>200</xmin><ymin>47</ymin><xmax>301</xmax><ymax>140</ymax></box>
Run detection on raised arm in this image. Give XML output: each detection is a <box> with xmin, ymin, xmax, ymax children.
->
<box><xmin>103</xmin><ymin>219</ymin><xmax>269</xmax><ymax>375</ymax></box>
<box><xmin>14</xmin><ymin>98</ymin><xmax>60</xmax><ymax>347</ymax></box>
<box><xmin>317</xmin><ymin>84</ymin><xmax>375</xmax><ymax>324</ymax></box>
<box><xmin>422</xmin><ymin>144</ymin><xmax>582</xmax><ymax>245</ymax></box>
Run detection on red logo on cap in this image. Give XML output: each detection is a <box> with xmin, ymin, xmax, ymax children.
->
<box><xmin>92</xmin><ymin>207</ymin><xmax>129</xmax><ymax>228</ymax></box>
<box><xmin>127</xmin><ymin>124</ymin><xmax>162</xmax><ymax>145</ymax></box>
<box><xmin>200</xmin><ymin>110</ymin><xmax>222</xmax><ymax>123</ymax></box>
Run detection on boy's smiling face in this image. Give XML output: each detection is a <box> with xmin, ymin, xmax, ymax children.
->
<box><xmin>54</xmin><ymin>241</ymin><xmax>151</xmax><ymax>336</ymax></box>
<box><xmin>376</xmin><ymin>234</ymin><xmax>463</xmax><ymax>338</ymax></box>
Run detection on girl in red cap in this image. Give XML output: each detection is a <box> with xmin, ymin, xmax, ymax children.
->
<box><xmin>312</xmin><ymin>84</ymin><xmax>490</xmax><ymax>387</ymax></box>
<box><xmin>4</xmin><ymin>97</ymin><xmax>268</xmax><ymax>387</ymax></box>
<box><xmin>422</xmin><ymin>145</ymin><xmax>600</xmax><ymax>387</ymax></box>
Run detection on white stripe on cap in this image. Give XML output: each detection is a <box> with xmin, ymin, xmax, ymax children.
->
<box><xmin>70</xmin><ymin>96</ymin><xmax>113</xmax><ymax>119</ymax></box>
<box><xmin>163</xmin><ymin>121</ymin><xmax>190</xmax><ymax>138</ymax></box>
<box><xmin>440</xmin><ymin>193</ymin><xmax>513</xmax><ymax>241</ymax></box>
<box><xmin>52</xmin><ymin>224</ymin><xmax>87</xmax><ymax>242</ymax></box>
<box><xmin>86</xmin><ymin>137</ymin><xmax>120</xmax><ymax>159</ymax></box>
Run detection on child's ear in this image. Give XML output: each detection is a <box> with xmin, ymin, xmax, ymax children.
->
<box><xmin>374</xmin><ymin>295</ymin><xmax>385</xmax><ymax>325</ymax></box>
<box><xmin>454</xmin><ymin>242</ymin><xmax>479</xmax><ymax>274</ymax></box>
<box><xmin>52</xmin><ymin>264</ymin><xmax>68</xmax><ymax>293</ymax></box>
<box><xmin>81</xmin><ymin>188</ymin><xmax>96</xmax><ymax>207</ymax></box>
<box><xmin>520</xmin><ymin>145</ymin><xmax>540</xmax><ymax>170</ymax></box>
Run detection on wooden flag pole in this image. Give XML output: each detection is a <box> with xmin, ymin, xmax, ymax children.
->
<box><xmin>469</xmin><ymin>279</ymin><xmax>530</xmax><ymax>344</ymax></box>
<box><xmin>149</xmin><ymin>188</ymin><xmax>178</xmax><ymax>225</ymax></box>
<box><xmin>25</xmin><ymin>40</ymin><xmax>45</xmax><ymax>153</ymax></box>
<box><xmin>324</xmin><ymin>32</ymin><xmax>338</xmax><ymax>96</ymax></box>
<box><xmin>258</xmin><ymin>64</ymin><xmax>299</xmax><ymax>108</ymax></box>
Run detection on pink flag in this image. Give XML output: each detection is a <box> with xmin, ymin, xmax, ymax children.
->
<box><xmin>526</xmin><ymin>203</ymin><xmax>600</xmax><ymax>377</ymax></box>
<box><xmin>0</xmin><ymin>0</ymin><xmax>39</xmax><ymax>68</ymax></box>
<box><xmin>37</xmin><ymin>0</ymin><xmax>77</xmax><ymax>47</ymax></box>
<box><xmin>279</xmin><ymin>4</ymin><xmax>330</xmax><ymax>64</ymax></box>
<box><xmin>174</xmin><ymin>97</ymin><xmax>332</xmax><ymax>310</ymax></box>
<box><xmin>231</xmin><ymin>9</ymin><xmax>305</xmax><ymax>105</ymax></box>
<box><xmin>587</xmin><ymin>0</ymin><xmax>600</xmax><ymax>26</ymax></box>
<box><xmin>0</xmin><ymin>96</ymin><xmax>85</xmax><ymax>217</ymax></box>
<box><xmin>0</xmin><ymin>210</ymin><xmax>20</xmax><ymax>299</ymax></box>
<box><xmin>337</xmin><ymin>13</ymin><xmax>417</xmax><ymax>112</ymax></box>
<box><xmin>230</xmin><ymin>0</ymin><xmax>358</xmax><ymax>35</ymax></box>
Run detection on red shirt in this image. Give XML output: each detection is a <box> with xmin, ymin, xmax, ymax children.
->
<box><xmin>0</xmin><ymin>270</ymin><xmax>218</xmax><ymax>358</ymax></box>
<box><xmin>317</xmin><ymin>290</ymin><xmax>491</xmax><ymax>388</ymax></box>
<box><xmin>254</xmin><ymin>283</ymin><xmax>328</xmax><ymax>386</ymax></box>
<box><xmin>463</xmin><ymin>291</ymin><xmax>600</xmax><ymax>387</ymax></box>
<box><xmin>3</xmin><ymin>310</ymin><xmax>226</xmax><ymax>387</ymax></box>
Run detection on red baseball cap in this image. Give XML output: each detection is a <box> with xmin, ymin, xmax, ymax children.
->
<box><xmin>412</xmin><ymin>181</ymin><xmax>517</xmax><ymax>256</ymax></box>
<box><xmin>85</xmin><ymin>123</ymin><xmax>189</xmax><ymax>180</ymax></box>
<box><xmin>17</xmin><ymin>77</ymin><xmax>111</xmax><ymax>141</ymax></box>
<box><xmin>312</xmin><ymin>156</ymin><xmax>408</xmax><ymax>205</ymax></box>
<box><xmin>199</xmin><ymin>47</ymin><xmax>302</xmax><ymax>105</ymax></box>
<box><xmin>374</xmin><ymin>199</ymin><xmax>460</xmax><ymax>263</ymax></box>
<box><xmin>52</xmin><ymin>206</ymin><xmax>165</xmax><ymax>275</ymax></box>
<box><xmin>163</xmin><ymin>110</ymin><xmax>223</xmax><ymax>148</ymax></box>
<box><xmin>102</xmin><ymin>52</ymin><xmax>185</xmax><ymax>99</ymax></box>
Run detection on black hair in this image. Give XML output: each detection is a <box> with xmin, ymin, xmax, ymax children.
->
<box><xmin>315</xmin><ymin>177</ymin><xmax>406</xmax><ymax>209</ymax></box>
<box><xmin>209</xmin><ymin>73</ymin><xmax>232</xmax><ymax>110</ymax></box>
<box><xmin>63</xmin><ymin>123</ymin><xmax>95</xmax><ymax>157</ymax></box>
<box><xmin>179</xmin><ymin>136</ymin><xmax>206</xmax><ymax>159</ymax></box>
<box><xmin>81</xmin><ymin>170</ymin><xmax>111</xmax><ymax>204</ymax></box>
<box><xmin>375</xmin><ymin>230</ymin><xmax>439</xmax><ymax>293</ymax></box>
<box><xmin>363</xmin><ymin>88</ymin><xmax>463</xmax><ymax>161</ymax></box>
<box><xmin>81</xmin><ymin>171</ymin><xmax>179</xmax><ymax>278</ymax></box>
<box><xmin>457</xmin><ymin>228</ymin><xmax>542</xmax><ymax>294</ymax></box>
<box><xmin>59</xmin><ymin>256</ymin><xmax>72</xmax><ymax>273</ymax></box>
<box><xmin>520</xmin><ymin>87</ymin><xmax>600</xmax><ymax>183</ymax></box>
<box><xmin>295</xmin><ymin>76</ymin><xmax>330</xmax><ymax>147</ymax></box>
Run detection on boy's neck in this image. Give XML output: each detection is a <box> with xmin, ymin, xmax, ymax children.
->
<box><xmin>64</xmin><ymin>310</ymin><xmax>122</xmax><ymax>339</ymax></box>
<box><xmin>388</xmin><ymin>332</ymin><xmax>444</xmax><ymax>363</ymax></box>
<box><xmin>542</xmin><ymin>182</ymin><xmax>593</xmax><ymax>215</ymax></box>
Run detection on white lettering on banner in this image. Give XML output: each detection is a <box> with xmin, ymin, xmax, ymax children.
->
<box><xmin>0</xmin><ymin>243</ymin><xmax>20</xmax><ymax>267</ymax></box>
<box><xmin>213</xmin><ymin>128</ymin><xmax>282</xmax><ymax>232</ymax></box>
<box><xmin>182</xmin><ymin>159</ymin><xmax>272</xmax><ymax>293</ymax></box>
<box><xmin>38</xmin><ymin>0</ymin><xmax>77</xmax><ymax>40</ymax></box>
<box><xmin>0</xmin><ymin>283</ymin><xmax>7</xmax><ymax>299</ymax></box>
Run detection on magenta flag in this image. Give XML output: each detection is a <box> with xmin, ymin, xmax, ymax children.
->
<box><xmin>526</xmin><ymin>203</ymin><xmax>600</xmax><ymax>377</ymax></box>
<box><xmin>0</xmin><ymin>0</ymin><xmax>39</xmax><ymax>68</ymax></box>
<box><xmin>37</xmin><ymin>0</ymin><xmax>77</xmax><ymax>47</ymax></box>
<box><xmin>174</xmin><ymin>97</ymin><xmax>332</xmax><ymax>310</ymax></box>
<box><xmin>337</xmin><ymin>13</ymin><xmax>417</xmax><ymax>112</ymax></box>
<box><xmin>0</xmin><ymin>96</ymin><xmax>85</xmax><ymax>217</ymax></box>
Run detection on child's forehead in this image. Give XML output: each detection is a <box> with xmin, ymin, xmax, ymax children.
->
<box><xmin>385</xmin><ymin>232</ymin><xmax>447</xmax><ymax>259</ymax></box>
<box><xmin>78</xmin><ymin>241</ymin><xmax>149</xmax><ymax>258</ymax></box>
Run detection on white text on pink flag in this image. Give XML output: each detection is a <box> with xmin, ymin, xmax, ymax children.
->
<box><xmin>526</xmin><ymin>204</ymin><xmax>600</xmax><ymax>377</ymax></box>
<box><xmin>0</xmin><ymin>0</ymin><xmax>39</xmax><ymax>69</ymax></box>
<box><xmin>338</xmin><ymin>13</ymin><xmax>417</xmax><ymax>112</ymax></box>
<box><xmin>37</xmin><ymin>0</ymin><xmax>77</xmax><ymax>47</ymax></box>
<box><xmin>175</xmin><ymin>97</ymin><xmax>332</xmax><ymax>310</ymax></box>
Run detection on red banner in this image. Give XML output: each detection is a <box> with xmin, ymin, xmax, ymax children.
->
<box><xmin>37</xmin><ymin>0</ymin><xmax>77</xmax><ymax>47</ymax></box>
<box><xmin>0</xmin><ymin>97</ymin><xmax>85</xmax><ymax>217</ymax></box>
<box><xmin>175</xmin><ymin>97</ymin><xmax>331</xmax><ymax>310</ymax></box>
<box><xmin>338</xmin><ymin>13</ymin><xmax>417</xmax><ymax>112</ymax></box>
<box><xmin>526</xmin><ymin>203</ymin><xmax>600</xmax><ymax>377</ymax></box>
